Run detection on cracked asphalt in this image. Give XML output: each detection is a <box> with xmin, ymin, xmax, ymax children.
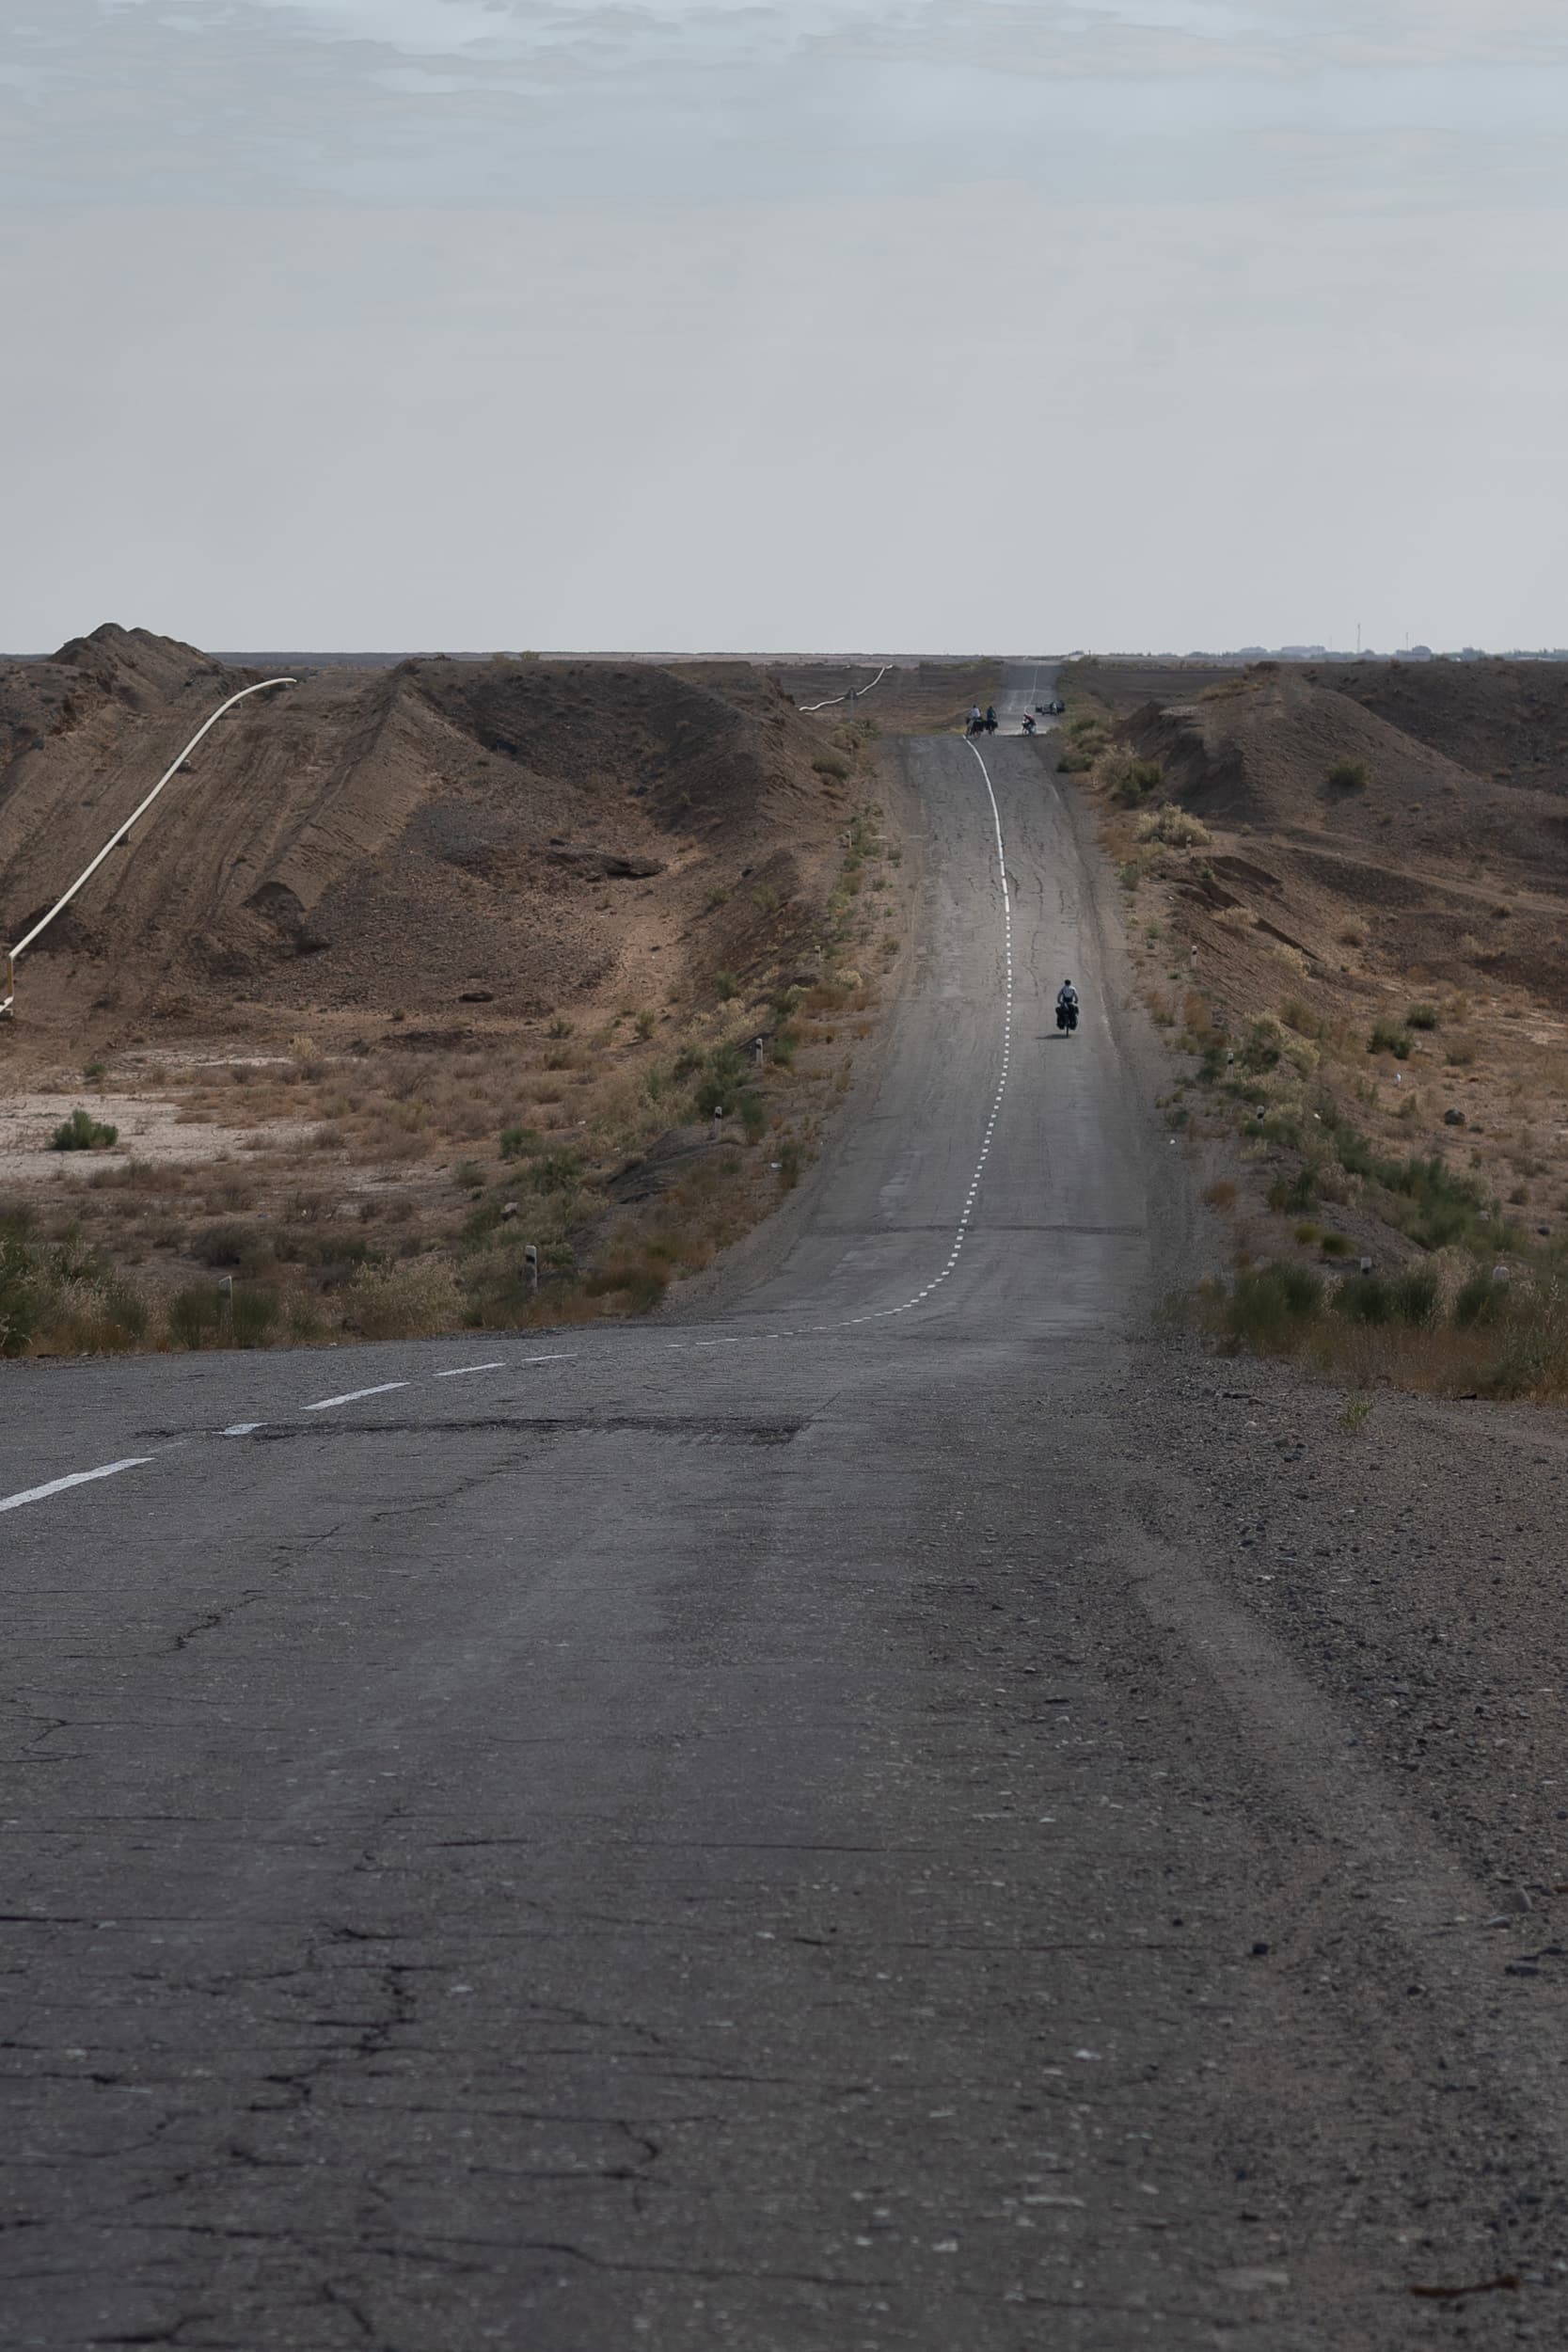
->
<box><xmin>5</xmin><ymin>693</ymin><xmax>1566</xmax><ymax>2347</ymax></box>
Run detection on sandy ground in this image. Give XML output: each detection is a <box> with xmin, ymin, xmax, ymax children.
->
<box><xmin>0</xmin><ymin>1089</ymin><xmax>320</xmax><ymax>1184</ymax></box>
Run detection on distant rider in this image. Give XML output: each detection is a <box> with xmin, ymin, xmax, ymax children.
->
<box><xmin>985</xmin><ymin>705</ymin><xmax>998</xmax><ymax>733</ymax></box>
<box><xmin>968</xmin><ymin>704</ymin><xmax>983</xmax><ymax>735</ymax></box>
<box><xmin>1057</xmin><ymin>980</ymin><xmax>1079</xmax><ymax>1017</ymax></box>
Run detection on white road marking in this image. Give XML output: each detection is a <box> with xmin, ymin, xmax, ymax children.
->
<box><xmin>303</xmin><ymin>1382</ymin><xmax>407</xmax><ymax>1413</ymax></box>
<box><xmin>434</xmin><ymin>1363</ymin><xmax>506</xmax><ymax>1380</ymax></box>
<box><xmin>0</xmin><ymin>1458</ymin><xmax>153</xmax><ymax>1515</ymax></box>
<box><xmin>223</xmin><ymin>1423</ymin><xmax>263</xmax><ymax>1437</ymax></box>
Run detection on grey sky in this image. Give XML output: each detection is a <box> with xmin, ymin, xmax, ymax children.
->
<box><xmin>4</xmin><ymin>1</ymin><xmax>1567</xmax><ymax>651</ymax></box>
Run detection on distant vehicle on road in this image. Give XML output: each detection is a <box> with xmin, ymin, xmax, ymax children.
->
<box><xmin>1036</xmin><ymin>698</ymin><xmax>1065</xmax><ymax>716</ymax></box>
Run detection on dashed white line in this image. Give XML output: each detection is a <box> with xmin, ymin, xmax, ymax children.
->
<box><xmin>0</xmin><ymin>1458</ymin><xmax>153</xmax><ymax>1515</ymax></box>
<box><xmin>434</xmin><ymin>1363</ymin><xmax>506</xmax><ymax>1380</ymax></box>
<box><xmin>223</xmin><ymin>1423</ymin><xmax>263</xmax><ymax>1438</ymax></box>
<box><xmin>303</xmin><ymin>1382</ymin><xmax>407</xmax><ymax>1414</ymax></box>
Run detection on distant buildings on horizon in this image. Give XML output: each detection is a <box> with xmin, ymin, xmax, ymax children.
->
<box><xmin>1158</xmin><ymin>645</ymin><xmax>1568</xmax><ymax>665</ymax></box>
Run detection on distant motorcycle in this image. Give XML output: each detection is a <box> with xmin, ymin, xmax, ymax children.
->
<box><xmin>1055</xmin><ymin>997</ymin><xmax>1079</xmax><ymax>1034</ymax></box>
<box><xmin>1022</xmin><ymin>714</ymin><xmax>1037</xmax><ymax>736</ymax></box>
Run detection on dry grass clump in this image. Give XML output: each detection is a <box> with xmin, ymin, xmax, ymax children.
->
<box><xmin>1180</xmin><ymin>1259</ymin><xmax>1568</xmax><ymax>1404</ymax></box>
<box><xmin>1135</xmin><ymin>806</ymin><xmax>1212</xmax><ymax>850</ymax></box>
<box><xmin>346</xmin><ymin>1257</ymin><xmax>466</xmax><ymax>1340</ymax></box>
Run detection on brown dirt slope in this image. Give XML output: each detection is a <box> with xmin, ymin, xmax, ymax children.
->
<box><xmin>0</xmin><ymin>628</ymin><xmax>849</xmax><ymax>1032</ymax></box>
<box><xmin>1306</xmin><ymin>658</ymin><xmax>1568</xmax><ymax>797</ymax></box>
<box><xmin>1073</xmin><ymin>660</ymin><xmax>1568</xmax><ymax>1278</ymax></box>
<box><xmin>1114</xmin><ymin>668</ymin><xmax>1568</xmax><ymax>931</ymax></box>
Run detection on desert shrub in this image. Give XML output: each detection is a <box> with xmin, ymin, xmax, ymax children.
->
<box><xmin>1107</xmin><ymin>756</ymin><xmax>1164</xmax><ymax>805</ymax></box>
<box><xmin>1328</xmin><ymin>1119</ymin><xmax>1508</xmax><ymax>1252</ymax></box>
<box><xmin>777</xmin><ymin>1139</ymin><xmax>804</xmax><ymax>1189</ymax></box>
<box><xmin>695</xmin><ymin>1042</ymin><xmax>748</xmax><ymax>1119</ymax></box>
<box><xmin>1134</xmin><ymin>806</ymin><xmax>1211</xmax><ymax>850</ymax></box>
<box><xmin>1390</xmin><ymin>1265</ymin><xmax>1440</xmax><ymax>1327</ymax></box>
<box><xmin>1445</xmin><ymin>1039</ymin><xmax>1478</xmax><ymax>1067</ymax></box>
<box><xmin>0</xmin><ymin>1217</ymin><xmax>45</xmax><ymax>1356</ymax></box>
<box><xmin>346</xmin><ymin>1257</ymin><xmax>464</xmax><ymax>1340</ymax></box>
<box><xmin>1334</xmin><ymin>1274</ymin><xmax>1393</xmax><ymax>1326</ymax></box>
<box><xmin>166</xmin><ymin>1284</ymin><xmax>228</xmax><ymax>1349</ymax></box>
<box><xmin>1203</xmin><ymin>1180</ymin><xmax>1236</xmax><ymax>1210</ymax></box>
<box><xmin>1321</xmin><ymin>1232</ymin><xmax>1352</xmax><ymax>1257</ymax></box>
<box><xmin>1405</xmin><ymin>1002</ymin><xmax>1439</xmax><ymax>1030</ymax></box>
<box><xmin>713</xmin><ymin>969</ymin><xmax>740</xmax><ymax>1002</ymax></box>
<box><xmin>452</xmin><ymin>1160</ymin><xmax>486</xmax><ymax>1192</ymax></box>
<box><xmin>51</xmin><ymin>1107</ymin><xmax>119</xmax><ymax>1152</ymax></box>
<box><xmin>192</xmin><ymin>1223</ymin><xmax>244</xmax><ymax>1268</ymax></box>
<box><xmin>1327</xmin><ymin>757</ymin><xmax>1370</xmax><ymax>791</ymax></box>
<box><xmin>230</xmin><ymin>1284</ymin><xmax>279</xmax><ymax>1346</ymax></box>
<box><xmin>527</xmin><ymin>1151</ymin><xmax>585</xmax><ymax>1194</ymax></box>
<box><xmin>1213</xmin><ymin>1263</ymin><xmax>1323</xmax><ymax>1350</ymax></box>
<box><xmin>739</xmin><ymin>1091</ymin><xmax>768</xmax><ymax>1143</ymax></box>
<box><xmin>1241</xmin><ymin>1019</ymin><xmax>1283</xmax><ymax>1073</ymax></box>
<box><xmin>1369</xmin><ymin>1020</ymin><xmax>1413</xmax><ymax>1058</ymax></box>
<box><xmin>813</xmin><ymin>755</ymin><xmax>850</xmax><ymax>781</ymax></box>
<box><xmin>1267</xmin><ymin>1165</ymin><xmax>1320</xmax><ymax>1215</ymax></box>
<box><xmin>1279</xmin><ymin>997</ymin><xmax>1325</xmax><ymax>1039</ymax></box>
<box><xmin>44</xmin><ymin>1273</ymin><xmax>149</xmax><ymax>1355</ymax></box>
<box><xmin>1453</xmin><ymin>1270</ymin><xmax>1504</xmax><ymax>1328</ymax></box>
<box><xmin>584</xmin><ymin>1262</ymin><xmax>669</xmax><ymax>1312</ymax></box>
<box><xmin>499</xmin><ymin>1124</ymin><xmax>544</xmax><ymax>1159</ymax></box>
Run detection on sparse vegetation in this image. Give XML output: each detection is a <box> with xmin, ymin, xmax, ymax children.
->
<box><xmin>1180</xmin><ymin>1258</ymin><xmax>1568</xmax><ymax>1403</ymax></box>
<box><xmin>1368</xmin><ymin>1020</ymin><xmax>1413</xmax><ymax>1059</ymax></box>
<box><xmin>1135</xmin><ymin>805</ymin><xmax>1212</xmax><ymax>850</ymax></box>
<box><xmin>1326</xmin><ymin>757</ymin><xmax>1370</xmax><ymax>791</ymax></box>
<box><xmin>50</xmin><ymin>1107</ymin><xmax>119</xmax><ymax>1152</ymax></box>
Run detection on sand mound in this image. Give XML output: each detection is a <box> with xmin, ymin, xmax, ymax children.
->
<box><xmin>1307</xmin><ymin>659</ymin><xmax>1568</xmax><ymax>799</ymax></box>
<box><xmin>0</xmin><ymin>630</ymin><xmax>852</xmax><ymax>1030</ymax></box>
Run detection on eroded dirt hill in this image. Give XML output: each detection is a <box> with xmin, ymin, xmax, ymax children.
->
<box><xmin>1106</xmin><ymin>667</ymin><xmax>1568</xmax><ymax>1012</ymax></box>
<box><xmin>0</xmin><ymin>626</ymin><xmax>849</xmax><ymax>1033</ymax></box>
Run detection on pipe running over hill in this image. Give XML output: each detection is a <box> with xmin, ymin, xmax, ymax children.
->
<box><xmin>1</xmin><ymin>675</ymin><xmax>295</xmax><ymax>1017</ymax></box>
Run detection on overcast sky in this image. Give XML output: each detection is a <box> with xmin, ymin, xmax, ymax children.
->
<box><xmin>4</xmin><ymin>1</ymin><xmax>1567</xmax><ymax>653</ymax></box>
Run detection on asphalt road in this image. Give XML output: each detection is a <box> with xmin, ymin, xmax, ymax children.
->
<box><xmin>5</xmin><ymin>686</ymin><xmax>1561</xmax><ymax>2348</ymax></box>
